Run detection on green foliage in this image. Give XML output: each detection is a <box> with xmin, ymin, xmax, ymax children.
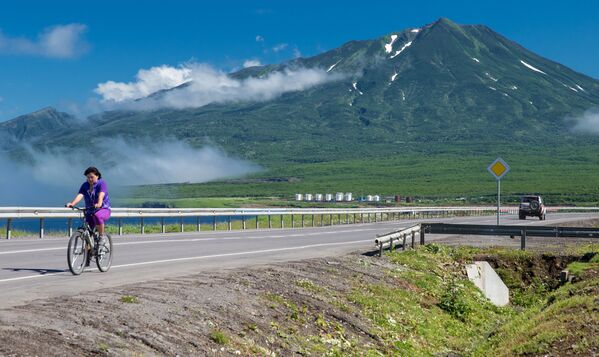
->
<box><xmin>119</xmin><ymin>295</ymin><xmax>139</xmax><ymax>304</ymax></box>
<box><xmin>438</xmin><ymin>280</ymin><xmax>473</xmax><ymax>322</ymax></box>
<box><xmin>209</xmin><ymin>329</ymin><xmax>229</xmax><ymax>345</ymax></box>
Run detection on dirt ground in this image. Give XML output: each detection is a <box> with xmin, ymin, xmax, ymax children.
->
<box><xmin>0</xmin><ymin>252</ymin><xmax>399</xmax><ymax>356</ymax></box>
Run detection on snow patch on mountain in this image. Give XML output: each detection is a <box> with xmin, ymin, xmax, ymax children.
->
<box><xmin>485</xmin><ymin>72</ymin><xmax>498</xmax><ymax>82</ymax></box>
<box><xmin>410</xmin><ymin>28</ymin><xmax>420</xmax><ymax>33</ymax></box>
<box><xmin>391</xmin><ymin>72</ymin><xmax>398</xmax><ymax>82</ymax></box>
<box><xmin>471</xmin><ymin>57</ymin><xmax>480</xmax><ymax>63</ymax></box>
<box><xmin>327</xmin><ymin>60</ymin><xmax>341</xmax><ymax>72</ymax></box>
<box><xmin>576</xmin><ymin>84</ymin><xmax>585</xmax><ymax>92</ymax></box>
<box><xmin>520</xmin><ymin>60</ymin><xmax>546</xmax><ymax>75</ymax></box>
<box><xmin>390</xmin><ymin>41</ymin><xmax>412</xmax><ymax>59</ymax></box>
<box><xmin>385</xmin><ymin>35</ymin><xmax>398</xmax><ymax>53</ymax></box>
<box><xmin>352</xmin><ymin>82</ymin><xmax>363</xmax><ymax>95</ymax></box>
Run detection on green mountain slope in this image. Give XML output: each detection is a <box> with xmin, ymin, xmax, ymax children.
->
<box><xmin>2</xmin><ymin>18</ymin><xmax>599</xmax><ymax>202</ymax></box>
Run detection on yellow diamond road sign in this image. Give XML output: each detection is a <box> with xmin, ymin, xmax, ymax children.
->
<box><xmin>487</xmin><ymin>158</ymin><xmax>510</xmax><ymax>180</ymax></box>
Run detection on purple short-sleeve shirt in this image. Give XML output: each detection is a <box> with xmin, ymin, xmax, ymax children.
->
<box><xmin>79</xmin><ymin>178</ymin><xmax>111</xmax><ymax>210</ymax></box>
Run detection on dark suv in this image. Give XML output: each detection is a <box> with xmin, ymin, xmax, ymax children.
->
<box><xmin>519</xmin><ymin>195</ymin><xmax>546</xmax><ymax>220</ymax></box>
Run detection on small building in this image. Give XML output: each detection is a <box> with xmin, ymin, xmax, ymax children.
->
<box><xmin>344</xmin><ymin>192</ymin><xmax>353</xmax><ymax>201</ymax></box>
<box><xmin>295</xmin><ymin>193</ymin><xmax>303</xmax><ymax>201</ymax></box>
<box><xmin>335</xmin><ymin>192</ymin><xmax>344</xmax><ymax>201</ymax></box>
<box><xmin>366</xmin><ymin>195</ymin><xmax>373</xmax><ymax>202</ymax></box>
<box><xmin>315</xmin><ymin>194</ymin><xmax>323</xmax><ymax>201</ymax></box>
<box><xmin>373</xmin><ymin>195</ymin><xmax>381</xmax><ymax>202</ymax></box>
<box><xmin>325</xmin><ymin>194</ymin><xmax>333</xmax><ymax>202</ymax></box>
<box><xmin>305</xmin><ymin>194</ymin><xmax>313</xmax><ymax>201</ymax></box>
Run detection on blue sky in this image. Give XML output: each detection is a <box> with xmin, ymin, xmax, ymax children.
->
<box><xmin>0</xmin><ymin>0</ymin><xmax>597</xmax><ymax>120</ymax></box>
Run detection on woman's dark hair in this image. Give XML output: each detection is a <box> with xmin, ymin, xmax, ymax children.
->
<box><xmin>84</xmin><ymin>167</ymin><xmax>102</xmax><ymax>179</ymax></box>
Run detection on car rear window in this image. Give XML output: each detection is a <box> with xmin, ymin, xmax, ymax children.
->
<box><xmin>521</xmin><ymin>197</ymin><xmax>538</xmax><ymax>203</ymax></box>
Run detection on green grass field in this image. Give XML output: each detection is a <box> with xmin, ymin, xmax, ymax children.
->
<box><xmin>126</xmin><ymin>148</ymin><xmax>599</xmax><ymax>207</ymax></box>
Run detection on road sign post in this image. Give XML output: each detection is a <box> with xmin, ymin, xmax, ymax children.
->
<box><xmin>487</xmin><ymin>158</ymin><xmax>510</xmax><ymax>225</ymax></box>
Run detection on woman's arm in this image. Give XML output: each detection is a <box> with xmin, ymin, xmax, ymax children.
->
<box><xmin>95</xmin><ymin>192</ymin><xmax>105</xmax><ymax>209</ymax></box>
<box><xmin>67</xmin><ymin>193</ymin><xmax>84</xmax><ymax>207</ymax></box>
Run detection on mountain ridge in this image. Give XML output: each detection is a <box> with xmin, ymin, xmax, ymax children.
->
<box><xmin>2</xmin><ymin>18</ymin><xmax>599</xmax><ymax>165</ymax></box>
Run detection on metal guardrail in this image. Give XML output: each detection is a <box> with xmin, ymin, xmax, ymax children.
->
<box><xmin>376</xmin><ymin>221</ymin><xmax>599</xmax><ymax>254</ymax></box>
<box><xmin>1</xmin><ymin>206</ymin><xmax>514</xmax><ymax>239</ymax></box>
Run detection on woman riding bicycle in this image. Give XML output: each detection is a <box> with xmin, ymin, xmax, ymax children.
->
<box><xmin>66</xmin><ymin>167</ymin><xmax>111</xmax><ymax>245</ymax></box>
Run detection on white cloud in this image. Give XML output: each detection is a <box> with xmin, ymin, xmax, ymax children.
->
<box><xmin>571</xmin><ymin>107</ymin><xmax>599</xmax><ymax>134</ymax></box>
<box><xmin>243</xmin><ymin>59</ymin><xmax>262</xmax><ymax>68</ymax></box>
<box><xmin>95</xmin><ymin>62</ymin><xmax>344</xmax><ymax>109</ymax></box>
<box><xmin>255</xmin><ymin>35</ymin><xmax>264</xmax><ymax>42</ymax></box>
<box><xmin>272</xmin><ymin>43</ymin><xmax>288</xmax><ymax>52</ymax></box>
<box><xmin>0</xmin><ymin>23</ymin><xmax>89</xmax><ymax>58</ymax></box>
<box><xmin>0</xmin><ymin>139</ymin><xmax>259</xmax><ymax>205</ymax></box>
<box><xmin>95</xmin><ymin>65</ymin><xmax>193</xmax><ymax>102</ymax></box>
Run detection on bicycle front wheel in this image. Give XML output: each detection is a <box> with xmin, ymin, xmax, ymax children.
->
<box><xmin>96</xmin><ymin>234</ymin><xmax>113</xmax><ymax>272</ymax></box>
<box><xmin>67</xmin><ymin>231</ymin><xmax>87</xmax><ymax>275</ymax></box>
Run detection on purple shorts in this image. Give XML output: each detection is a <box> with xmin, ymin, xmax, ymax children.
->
<box><xmin>86</xmin><ymin>208</ymin><xmax>111</xmax><ymax>228</ymax></box>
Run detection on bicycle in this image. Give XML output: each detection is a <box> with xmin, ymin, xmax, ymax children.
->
<box><xmin>66</xmin><ymin>206</ymin><xmax>113</xmax><ymax>275</ymax></box>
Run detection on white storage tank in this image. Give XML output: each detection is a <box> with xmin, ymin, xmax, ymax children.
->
<box><xmin>344</xmin><ymin>192</ymin><xmax>353</xmax><ymax>201</ymax></box>
<box><xmin>305</xmin><ymin>193</ymin><xmax>313</xmax><ymax>201</ymax></box>
<box><xmin>315</xmin><ymin>194</ymin><xmax>323</xmax><ymax>201</ymax></box>
<box><xmin>325</xmin><ymin>194</ymin><xmax>333</xmax><ymax>202</ymax></box>
<box><xmin>366</xmin><ymin>195</ymin><xmax>373</xmax><ymax>202</ymax></box>
<box><xmin>373</xmin><ymin>195</ymin><xmax>381</xmax><ymax>202</ymax></box>
<box><xmin>335</xmin><ymin>192</ymin><xmax>344</xmax><ymax>201</ymax></box>
<box><xmin>295</xmin><ymin>193</ymin><xmax>303</xmax><ymax>201</ymax></box>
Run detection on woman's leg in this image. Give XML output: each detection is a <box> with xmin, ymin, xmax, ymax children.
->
<box><xmin>94</xmin><ymin>209</ymin><xmax>111</xmax><ymax>237</ymax></box>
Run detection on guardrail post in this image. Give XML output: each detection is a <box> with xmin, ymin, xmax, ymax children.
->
<box><xmin>67</xmin><ymin>218</ymin><xmax>73</xmax><ymax>237</ymax></box>
<box><xmin>268</xmin><ymin>215</ymin><xmax>272</xmax><ymax>229</ymax></box>
<box><xmin>329</xmin><ymin>214</ymin><xmax>333</xmax><ymax>226</ymax></box>
<box><xmin>311</xmin><ymin>214</ymin><xmax>315</xmax><ymax>227</ymax></box>
<box><xmin>320</xmin><ymin>214</ymin><xmax>324</xmax><ymax>227</ymax></box>
<box><xmin>280</xmin><ymin>215</ymin><xmax>284</xmax><ymax>229</ymax></box>
<box><xmin>180</xmin><ymin>217</ymin><xmax>184</xmax><ymax>232</ymax></box>
<box><xmin>520</xmin><ymin>230</ymin><xmax>526</xmax><ymax>251</ymax></box>
<box><xmin>402</xmin><ymin>234</ymin><xmax>406</xmax><ymax>251</ymax></box>
<box><xmin>161</xmin><ymin>218</ymin><xmax>165</xmax><ymax>234</ymax></box>
<box><xmin>411</xmin><ymin>232</ymin><xmax>415</xmax><ymax>249</ymax></box>
<box><xmin>338</xmin><ymin>214</ymin><xmax>341</xmax><ymax>225</ymax></box>
<box><xmin>118</xmin><ymin>218</ymin><xmax>123</xmax><ymax>236</ymax></box>
<box><xmin>379</xmin><ymin>243</ymin><xmax>384</xmax><ymax>257</ymax></box>
<box><xmin>6</xmin><ymin>218</ymin><xmax>12</xmax><ymax>240</ymax></box>
<box><xmin>228</xmin><ymin>216</ymin><xmax>232</xmax><ymax>231</ymax></box>
<box><xmin>389</xmin><ymin>237</ymin><xmax>394</xmax><ymax>251</ymax></box>
<box><xmin>213</xmin><ymin>216</ymin><xmax>217</xmax><ymax>231</ymax></box>
<box><xmin>39</xmin><ymin>218</ymin><xmax>44</xmax><ymax>239</ymax></box>
<box><xmin>291</xmin><ymin>214</ymin><xmax>295</xmax><ymax>228</ymax></box>
<box><xmin>242</xmin><ymin>216</ymin><xmax>246</xmax><ymax>230</ymax></box>
<box><xmin>301</xmin><ymin>214</ymin><xmax>305</xmax><ymax>228</ymax></box>
<box><xmin>420</xmin><ymin>228</ymin><xmax>425</xmax><ymax>245</ymax></box>
<box><xmin>256</xmin><ymin>216</ymin><xmax>259</xmax><ymax>229</ymax></box>
<box><xmin>197</xmin><ymin>217</ymin><xmax>201</xmax><ymax>231</ymax></box>
<box><xmin>141</xmin><ymin>217</ymin><xmax>145</xmax><ymax>234</ymax></box>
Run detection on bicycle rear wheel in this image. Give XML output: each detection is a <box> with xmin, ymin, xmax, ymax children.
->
<box><xmin>96</xmin><ymin>234</ymin><xmax>113</xmax><ymax>272</ymax></box>
<box><xmin>67</xmin><ymin>231</ymin><xmax>87</xmax><ymax>275</ymax></box>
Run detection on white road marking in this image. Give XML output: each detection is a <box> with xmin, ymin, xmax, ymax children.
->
<box><xmin>0</xmin><ymin>239</ymin><xmax>372</xmax><ymax>283</ymax></box>
<box><xmin>0</xmin><ymin>228</ymin><xmax>383</xmax><ymax>255</ymax></box>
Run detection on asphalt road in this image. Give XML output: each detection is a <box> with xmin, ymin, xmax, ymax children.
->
<box><xmin>0</xmin><ymin>213</ymin><xmax>596</xmax><ymax>308</ymax></box>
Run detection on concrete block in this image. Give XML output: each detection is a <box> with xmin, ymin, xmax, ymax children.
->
<box><xmin>466</xmin><ymin>261</ymin><xmax>509</xmax><ymax>306</ymax></box>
